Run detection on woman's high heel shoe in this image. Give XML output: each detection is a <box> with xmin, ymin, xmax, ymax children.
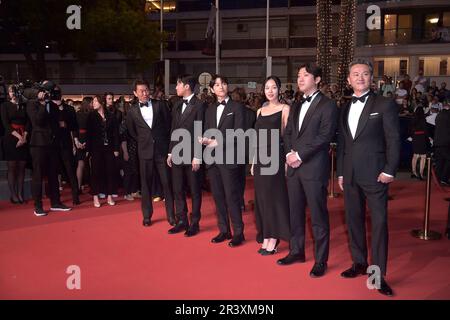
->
<box><xmin>260</xmin><ymin>248</ymin><xmax>277</xmax><ymax>255</ymax></box>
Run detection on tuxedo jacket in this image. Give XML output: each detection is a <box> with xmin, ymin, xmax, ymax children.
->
<box><xmin>26</xmin><ymin>99</ymin><xmax>60</xmax><ymax>147</ymax></box>
<box><xmin>126</xmin><ymin>99</ymin><xmax>171</xmax><ymax>160</ymax></box>
<box><xmin>283</xmin><ymin>92</ymin><xmax>338</xmax><ymax>182</ymax></box>
<box><xmin>204</xmin><ymin>98</ymin><xmax>245</xmax><ymax>169</ymax></box>
<box><xmin>336</xmin><ymin>93</ymin><xmax>400</xmax><ymax>185</ymax></box>
<box><xmin>169</xmin><ymin>95</ymin><xmax>207</xmax><ymax>162</ymax></box>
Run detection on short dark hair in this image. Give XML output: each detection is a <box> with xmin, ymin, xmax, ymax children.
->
<box><xmin>298</xmin><ymin>63</ymin><xmax>322</xmax><ymax>79</ymax></box>
<box><xmin>348</xmin><ymin>59</ymin><xmax>374</xmax><ymax>76</ymax></box>
<box><xmin>104</xmin><ymin>92</ymin><xmax>114</xmax><ymax>98</ymax></box>
<box><xmin>177</xmin><ymin>74</ymin><xmax>197</xmax><ymax>92</ymax></box>
<box><xmin>209</xmin><ymin>74</ymin><xmax>229</xmax><ymax>89</ymax></box>
<box><xmin>133</xmin><ymin>79</ymin><xmax>150</xmax><ymax>91</ymax></box>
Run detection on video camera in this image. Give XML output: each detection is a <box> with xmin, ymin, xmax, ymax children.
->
<box><xmin>36</xmin><ymin>80</ymin><xmax>60</xmax><ymax>101</ymax></box>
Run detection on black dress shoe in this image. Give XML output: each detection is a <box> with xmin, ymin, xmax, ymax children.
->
<box><xmin>277</xmin><ymin>253</ymin><xmax>305</xmax><ymax>265</ymax></box>
<box><xmin>168</xmin><ymin>222</ymin><xmax>188</xmax><ymax>234</ymax></box>
<box><xmin>378</xmin><ymin>278</ymin><xmax>394</xmax><ymax>297</ymax></box>
<box><xmin>341</xmin><ymin>263</ymin><xmax>369</xmax><ymax>278</ymax></box>
<box><xmin>211</xmin><ymin>232</ymin><xmax>232</xmax><ymax>243</ymax></box>
<box><xmin>168</xmin><ymin>218</ymin><xmax>176</xmax><ymax>226</ymax></box>
<box><xmin>143</xmin><ymin>219</ymin><xmax>152</xmax><ymax>227</ymax></box>
<box><xmin>10</xmin><ymin>197</ymin><xmax>20</xmax><ymax>204</ymax></box>
<box><xmin>184</xmin><ymin>224</ymin><xmax>199</xmax><ymax>237</ymax></box>
<box><xmin>310</xmin><ymin>262</ymin><xmax>327</xmax><ymax>278</ymax></box>
<box><xmin>228</xmin><ymin>234</ymin><xmax>245</xmax><ymax>247</ymax></box>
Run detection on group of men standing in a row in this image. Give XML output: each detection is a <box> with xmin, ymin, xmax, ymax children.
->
<box><xmin>123</xmin><ymin>59</ymin><xmax>399</xmax><ymax>297</ymax></box>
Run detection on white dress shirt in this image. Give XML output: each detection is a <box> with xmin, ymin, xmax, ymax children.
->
<box><xmin>216</xmin><ymin>96</ymin><xmax>230</xmax><ymax>127</ymax></box>
<box><xmin>287</xmin><ymin>90</ymin><xmax>320</xmax><ymax>161</ymax></box>
<box><xmin>139</xmin><ymin>100</ymin><xmax>153</xmax><ymax>129</ymax></box>
<box><xmin>182</xmin><ymin>93</ymin><xmax>195</xmax><ymax>114</ymax></box>
<box><xmin>348</xmin><ymin>90</ymin><xmax>370</xmax><ymax>139</ymax></box>
<box><xmin>298</xmin><ymin>90</ymin><xmax>320</xmax><ymax>132</ymax></box>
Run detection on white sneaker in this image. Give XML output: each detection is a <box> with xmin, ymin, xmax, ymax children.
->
<box><xmin>124</xmin><ymin>194</ymin><xmax>134</xmax><ymax>201</ymax></box>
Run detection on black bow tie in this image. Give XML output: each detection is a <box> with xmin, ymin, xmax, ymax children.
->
<box><xmin>301</xmin><ymin>90</ymin><xmax>319</xmax><ymax>104</ymax></box>
<box><xmin>301</xmin><ymin>96</ymin><xmax>312</xmax><ymax>104</ymax></box>
<box><xmin>351</xmin><ymin>93</ymin><xmax>370</xmax><ymax>104</ymax></box>
<box><xmin>217</xmin><ymin>100</ymin><xmax>226</xmax><ymax>106</ymax></box>
<box><xmin>139</xmin><ymin>102</ymin><xmax>148</xmax><ymax>108</ymax></box>
<box><xmin>183</xmin><ymin>99</ymin><xmax>189</xmax><ymax>105</ymax></box>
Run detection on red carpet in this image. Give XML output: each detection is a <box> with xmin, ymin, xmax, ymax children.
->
<box><xmin>0</xmin><ymin>176</ymin><xmax>449</xmax><ymax>300</ymax></box>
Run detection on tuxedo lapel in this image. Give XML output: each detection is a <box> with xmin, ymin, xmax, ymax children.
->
<box><xmin>150</xmin><ymin>99</ymin><xmax>158</xmax><ymax>129</ymax></box>
<box><xmin>343</xmin><ymin>101</ymin><xmax>351</xmax><ymax>137</ymax></box>
<box><xmin>179</xmin><ymin>96</ymin><xmax>197</xmax><ymax>125</ymax></box>
<box><xmin>218</xmin><ymin>100</ymin><xmax>232</xmax><ymax>129</ymax></box>
<box><xmin>298</xmin><ymin>93</ymin><xmax>322</xmax><ymax>137</ymax></box>
<box><xmin>354</xmin><ymin>94</ymin><xmax>375</xmax><ymax>140</ymax></box>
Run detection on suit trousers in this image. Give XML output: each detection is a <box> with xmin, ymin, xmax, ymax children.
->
<box><xmin>140</xmin><ymin>155</ymin><xmax>175</xmax><ymax>221</ymax></box>
<box><xmin>171</xmin><ymin>163</ymin><xmax>202</xmax><ymax>224</ymax></box>
<box><xmin>208</xmin><ymin>165</ymin><xmax>244</xmax><ymax>235</ymax></box>
<box><xmin>344</xmin><ymin>180</ymin><xmax>389</xmax><ymax>275</ymax></box>
<box><xmin>286</xmin><ymin>170</ymin><xmax>330</xmax><ymax>263</ymax></box>
<box><xmin>30</xmin><ymin>146</ymin><xmax>61</xmax><ymax>208</ymax></box>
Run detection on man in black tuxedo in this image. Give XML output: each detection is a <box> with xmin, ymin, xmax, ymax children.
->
<box><xmin>26</xmin><ymin>81</ymin><xmax>72</xmax><ymax>216</ymax></box>
<box><xmin>278</xmin><ymin>63</ymin><xmax>337</xmax><ymax>278</ymax></box>
<box><xmin>200</xmin><ymin>75</ymin><xmax>246</xmax><ymax>247</ymax></box>
<box><xmin>336</xmin><ymin>59</ymin><xmax>400</xmax><ymax>297</ymax></box>
<box><xmin>126</xmin><ymin>79</ymin><xmax>175</xmax><ymax>227</ymax></box>
<box><xmin>167</xmin><ymin>75</ymin><xmax>206</xmax><ymax>237</ymax></box>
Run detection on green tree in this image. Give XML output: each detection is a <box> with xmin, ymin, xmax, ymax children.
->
<box><xmin>0</xmin><ymin>0</ymin><xmax>163</xmax><ymax>80</ymax></box>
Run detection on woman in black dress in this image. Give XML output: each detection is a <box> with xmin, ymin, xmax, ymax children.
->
<box><xmin>410</xmin><ymin>107</ymin><xmax>430</xmax><ymax>180</ymax></box>
<box><xmin>86</xmin><ymin>95</ymin><xmax>120</xmax><ymax>207</ymax></box>
<box><xmin>1</xmin><ymin>85</ymin><xmax>30</xmax><ymax>203</ymax></box>
<box><xmin>74</xmin><ymin>98</ymin><xmax>91</xmax><ymax>191</ymax></box>
<box><xmin>251</xmin><ymin>76</ymin><xmax>291</xmax><ymax>255</ymax></box>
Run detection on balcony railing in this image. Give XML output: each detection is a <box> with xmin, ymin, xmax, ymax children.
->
<box><xmin>357</xmin><ymin>28</ymin><xmax>450</xmax><ymax>46</ymax></box>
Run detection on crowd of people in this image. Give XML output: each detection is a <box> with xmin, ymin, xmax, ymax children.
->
<box><xmin>1</xmin><ymin>60</ymin><xmax>450</xmax><ymax>298</ymax></box>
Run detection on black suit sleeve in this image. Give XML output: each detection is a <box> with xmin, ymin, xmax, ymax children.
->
<box><xmin>297</xmin><ymin>100</ymin><xmax>338</xmax><ymax>163</ymax></box>
<box><xmin>193</xmin><ymin>101</ymin><xmax>207</xmax><ymax>160</ymax></box>
<box><xmin>126</xmin><ymin>108</ymin><xmax>138</xmax><ymax>141</ymax></box>
<box><xmin>381</xmin><ymin>99</ymin><xmax>400</xmax><ymax>176</ymax></box>
<box><xmin>336</xmin><ymin>105</ymin><xmax>346</xmax><ymax>177</ymax></box>
<box><xmin>168</xmin><ymin>102</ymin><xmax>180</xmax><ymax>154</ymax></box>
<box><xmin>283</xmin><ymin>103</ymin><xmax>296</xmax><ymax>156</ymax></box>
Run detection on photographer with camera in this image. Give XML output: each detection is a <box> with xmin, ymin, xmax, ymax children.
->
<box><xmin>1</xmin><ymin>84</ymin><xmax>30</xmax><ymax>204</ymax></box>
<box><xmin>26</xmin><ymin>81</ymin><xmax>71</xmax><ymax>216</ymax></box>
<box><xmin>52</xmin><ymin>85</ymin><xmax>81</xmax><ymax>205</ymax></box>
